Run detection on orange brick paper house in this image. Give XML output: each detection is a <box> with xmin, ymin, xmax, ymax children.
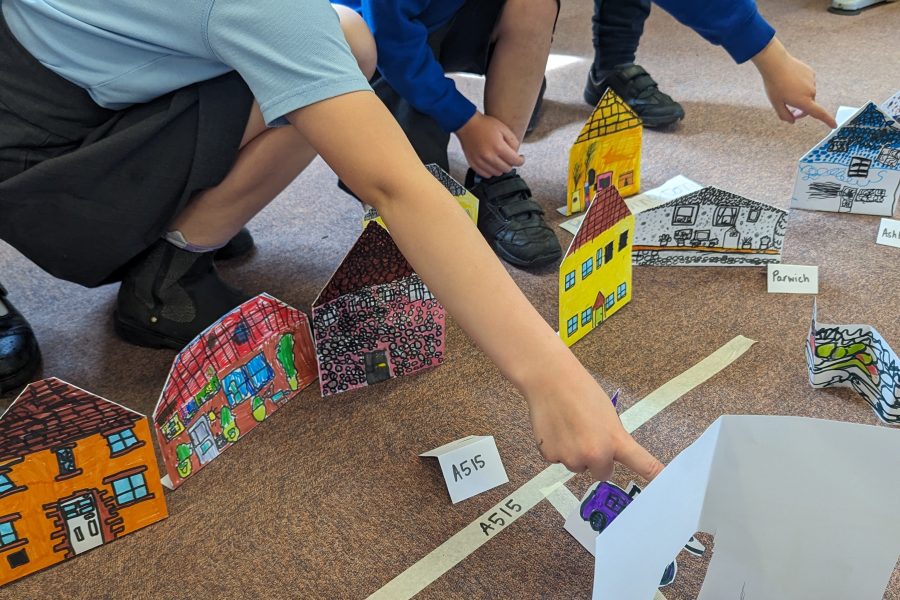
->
<box><xmin>0</xmin><ymin>378</ymin><xmax>167</xmax><ymax>587</ymax></box>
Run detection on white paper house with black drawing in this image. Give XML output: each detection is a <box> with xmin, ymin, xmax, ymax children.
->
<box><xmin>631</xmin><ymin>186</ymin><xmax>786</xmax><ymax>267</ymax></box>
<box><xmin>792</xmin><ymin>102</ymin><xmax>900</xmax><ymax>216</ymax></box>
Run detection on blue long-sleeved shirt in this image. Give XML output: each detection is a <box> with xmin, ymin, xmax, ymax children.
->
<box><xmin>336</xmin><ymin>0</ymin><xmax>776</xmax><ymax>133</ymax></box>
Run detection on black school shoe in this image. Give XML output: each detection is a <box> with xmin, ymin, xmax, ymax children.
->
<box><xmin>584</xmin><ymin>64</ymin><xmax>684</xmax><ymax>129</ymax></box>
<box><xmin>0</xmin><ymin>284</ymin><xmax>41</xmax><ymax>394</ymax></box>
<box><xmin>114</xmin><ymin>240</ymin><xmax>251</xmax><ymax>350</ymax></box>
<box><xmin>466</xmin><ymin>170</ymin><xmax>562</xmax><ymax>269</ymax></box>
<box><xmin>215</xmin><ymin>227</ymin><xmax>255</xmax><ymax>261</ymax></box>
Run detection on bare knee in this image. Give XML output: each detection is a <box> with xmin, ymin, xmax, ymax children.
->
<box><xmin>333</xmin><ymin>5</ymin><xmax>378</xmax><ymax>80</ymax></box>
<box><xmin>494</xmin><ymin>0</ymin><xmax>558</xmax><ymax>39</ymax></box>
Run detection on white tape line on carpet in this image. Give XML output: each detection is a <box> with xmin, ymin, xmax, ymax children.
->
<box><xmin>367</xmin><ymin>335</ymin><xmax>756</xmax><ymax>600</ymax></box>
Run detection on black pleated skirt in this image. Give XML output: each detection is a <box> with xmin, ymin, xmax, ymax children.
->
<box><xmin>0</xmin><ymin>15</ymin><xmax>254</xmax><ymax>287</ymax></box>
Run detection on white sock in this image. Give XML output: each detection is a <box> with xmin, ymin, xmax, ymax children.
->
<box><xmin>164</xmin><ymin>230</ymin><xmax>228</xmax><ymax>253</ymax></box>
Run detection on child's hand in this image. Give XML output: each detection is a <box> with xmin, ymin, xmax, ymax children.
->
<box><xmin>751</xmin><ymin>37</ymin><xmax>837</xmax><ymax>128</ymax></box>
<box><xmin>526</xmin><ymin>364</ymin><xmax>664</xmax><ymax>482</ymax></box>
<box><xmin>456</xmin><ymin>112</ymin><xmax>525</xmax><ymax>178</ymax></box>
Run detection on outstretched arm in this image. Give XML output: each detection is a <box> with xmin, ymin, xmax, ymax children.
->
<box><xmin>289</xmin><ymin>91</ymin><xmax>664</xmax><ymax>483</ymax></box>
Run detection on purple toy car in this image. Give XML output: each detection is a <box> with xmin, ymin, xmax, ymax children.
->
<box><xmin>580</xmin><ymin>481</ymin><xmax>678</xmax><ymax>587</ymax></box>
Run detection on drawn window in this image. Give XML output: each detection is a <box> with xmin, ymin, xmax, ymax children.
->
<box><xmin>359</xmin><ymin>294</ymin><xmax>376</xmax><ymax>308</ymax></box>
<box><xmin>246</xmin><ymin>354</ymin><xmax>274</xmax><ymax>391</ymax></box>
<box><xmin>0</xmin><ymin>475</ymin><xmax>14</xmax><ymax>495</ymax></box>
<box><xmin>848</xmin><ymin>156</ymin><xmax>871</xmax><ymax>178</ymax></box>
<box><xmin>713</xmin><ymin>206</ymin><xmax>738</xmax><ymax>227</ymax></box>
<box><xmin>581</xmin><ymin>308</ymin><xmax>593</xmax><ymax>326</ymax></box>
<box><xmin>596</xmin><ymin>249</ymin><xmax>603</xmax><ymax>268</ymax></box>
<box><xmin>55</xmin><ymin>448</ymin><xmax>76</xmax><ymax>477</ymax></box>
<box><xmin>564</xmin><ymin>271</ymin><xmax>576</xmax><ymax>290</ymax></box>
<box><xmin>617</xmin><ymin>283</ymin><xmax>627</xmax><ymax>300</ymax></box>
<box><xmin>111</xmin><ymin>473</ymin><xmax>150</xmax><ymax>505</ymax></box>
<box><xmin>605</xmin><ymin>295</ymin><xmax>615</xmax><ymax>309</ymax></box>
<box><xmin>747</xmin><ymin>207</ymin><xmax>761</xmax><ymax>223</ymax></box>
<box><xmin>106</xmin><ymin>429</ymin><xmax>139</xmax><ymax>455</ymax></box>
<box><xmin>223</xmin><ymin>368</ymin><xmax>253</xmax><ymax>406</ymax></box>
<box><xmin>672</xmin><ymin>205</ymin><xmax>697</xmax><ymax>225</ymax></box>
<box><xmin>180</xmin><ymin>398</ymin><xmax>200</xmax><ymax>424</ymax></box>
<box><xmin>0</xmin><ymin>520</ymin><xmax>19</xmax><ymax>548</ymax></box>
<box><xmin>423</xmin><ymin>286</ymin><xmax>435</xmax><ymax>301</ymax></box>
<box><xmin>566</xmin><ymin>316</ymin><xmax>578</xmax><ymax>336</ymax></box>
<box><xmin>319</xmin><ymin>309</ymin><xmax>337</xmax><ymax>328</ymax></box>
<box><xmin>582</xmin><ymin>258</ymin><xmax>593</xmax><ymax>279</ymax></box>
<box><xmin>604</xmin><ymin>242</ymin><xmax>613</xmax><ymax>263</ymax></box>
<box><xmin>160</xmin><ymin>414</ymin><xmax>184</xmax><ymax>441</ymax></box>
<box><xmin>232</xmin><ymin>321</ymin><xmax>251</xmax><ymax>346</ymax></box>
<box><xmin>618</xmin><ymin>230</ymin><xmax>628</xmax><ymax>251</ymax></box>
<box><xmin>409</xmin><ymin>281</ymin><xmax>425</xmax><ymax>302</ymax></box>
<box><xmin>828</xmin><ymin>138</ymin><xmax>849</xmax><ymax>153</ymax></box>
<box><xmin>382</xmin><ymin>287</ymin><xmax>395</xmax><ymax>302</ymax></box>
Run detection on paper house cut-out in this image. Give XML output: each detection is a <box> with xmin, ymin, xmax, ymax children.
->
<box><xmin>806</xmin><ymin>302</ymin><xmax>899</xmax><ymax>424</ymax></box>
<box><xmin>0</xmin><ymin>378</ymin><xmax>167</xmax><ymax>586</ymax></box>
<box><xmin>363</xmin><ymin>164</ymin><xmax>479</xmax><ymax>227</ymax></box>
<box><xmin>882</xmin><ymin>90</ymin><xmax>900</xmax><ymax>120</ymax></box>
<box><xmin>154</xmin><ymin>294</ymin><xmax>317</xmax><ymax>489</ymax></box>
<box><xmin>313</xmin><ymin>221</ymin><xmax>445</xmax><ymax>396</ymax></box>
<box><xmin>567</xmin><ymin>89</ymin><xmax>642</xmax><ymax>215</ymax></box>
<box><xmin>632</xmin><ymin>186</ymin><xmax>787</xmax><ymax>267</ymax></box>
<box><xmin>592</xmin><ymin>415</ymin><xmax>900</xmax><ymax>600</ymax></box>
<box><xmin>559</xmin><ymin>181</ymin><xmax>633</xmax><ymax>347</ymax></box>
<box><xmin>792</xmin><ymin>102</ymin><xmax>900</xmax><ymax>216</ymax></box>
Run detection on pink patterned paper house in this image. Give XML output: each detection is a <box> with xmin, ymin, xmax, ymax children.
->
<box><xmin>312</xmin><ymin>222</ymin><xmax>445</xmax><ymax>396</ymax></box>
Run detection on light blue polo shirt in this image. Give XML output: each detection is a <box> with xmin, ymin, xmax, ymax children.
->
<box><xmin>1</xmin><ymin>0</ymin><xmax>371</xmax><ymax>125</ymax></box>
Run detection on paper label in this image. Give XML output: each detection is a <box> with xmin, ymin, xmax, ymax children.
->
<box><xmin>564</xmin><ymin>483</ymin><xmax>602</xmax><ymax>555</ymax></box>
<box><xmin>876</xmin><ymin>218</ymin><xmax>900</xmax><ymax>249</ymax></box>
<box><xmin>767</xmin><ymin>264</ymin><xmax>818</xmax><ymax>294</ymax></box>
<box><xmin>421</xmin><ymin>436</ymin><xmax>509</xmax><ymax>504</ymax></box>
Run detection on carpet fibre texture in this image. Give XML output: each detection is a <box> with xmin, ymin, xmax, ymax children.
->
<box><xmin>2</xmin><ymin>0</ymin><xmax>899</xmax><ymax>598</ymax></box>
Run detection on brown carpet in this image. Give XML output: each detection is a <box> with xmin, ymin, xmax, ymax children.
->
<box><xmin>2</xmin><ymin>0</ymin><xmax>900</xmax><ymax>598</ymax></box>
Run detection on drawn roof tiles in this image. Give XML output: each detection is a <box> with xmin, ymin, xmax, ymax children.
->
<box><xmin>575</xmin><ymin>89</ymin><xmax>641</xmax><ymax>144</ymax></box>
<box><xmin>663</xmin><ymin>186</ymin><xmax>785</xmax><ymax>212</ymax></box>
<box><xmin>802</xmin><ymin>103</ymin><xmax>900</xmax><ymax>168</ymax></box>
<box><xmin>155</xmin><ymin>294</ymin><xmax>307</xmax><ymax>418</ymax></box>
<box><xmin>0</xmin><ymin>378</ymin><xmax>142</xmax><ymax>463</ymax></box>
<box><xmin>567</xmin><ymin>184</ymin><xmax>631</xmax><ymax>257</ymax></box>
<box><xmin>315</xmin><ymin>222</ymin><xmax>414</xmax><ymax>306</ymax></box>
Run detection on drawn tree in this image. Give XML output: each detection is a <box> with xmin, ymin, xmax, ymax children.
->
<box><xmin>572</xmin><ymin>162</ymin><xmax>584</xmax><ymax>190</ymax></box>
<box><xmin>773</xmin><ymin>213</ymin><xmax>787</xmax><ymax>248</ymax></box>
<box><xmin>277</xmin><ymin>333</ymin><xmax>299</xmax><ymax>391</ymax></box>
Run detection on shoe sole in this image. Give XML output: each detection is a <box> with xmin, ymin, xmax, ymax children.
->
<box><xmin>0</xmin><ymin>343</ymin><xmax>41</xmax><ymax>395</ymax></box>
<box><xmin>113</xmin><ymin>312</ymin><xmax>189</xmax><ymax>351</ymax></box>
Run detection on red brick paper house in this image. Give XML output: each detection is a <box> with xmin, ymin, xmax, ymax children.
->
<box><xmin>154</xmin><ymin>294</ymin><xmax>317</xmax><ymax>489</ymax></box>
<box><xmin>312</xmin><ymin>221</ymin><xmax>445</xmax><ymax>396</ymax></box>
<box><xmin>0</xmin><ymin>378</ymin><xmax>167</xmax><ymax>586</ymax></box>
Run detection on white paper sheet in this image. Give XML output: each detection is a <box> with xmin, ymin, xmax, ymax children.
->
<box><xmin>593</xmin><ymin>416</ymin><xmax>900</xmax><ymax>600</ymax></box>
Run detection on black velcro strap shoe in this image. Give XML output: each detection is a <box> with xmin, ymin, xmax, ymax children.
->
<box><xmin>114</xmin><ymin>240</ymin><xmax>251</xmax><ymax>350</ymax></box>
<box><xmin>584</xmin><ymin>63</ymin><xmax>684</xmax><ymax>129</ymax></box>
<box><xmin>215</xmin><ymin>227</ymin><xmax>255</xmax><ymax>261</ymax></box>
<box><xmin>0</xmin><ymin>284</ymin><xmax>41</xmax><ymax>394</ymax></box>
<box><xmin>466</xmin><ymin>169</ymin><xmax>562</xmax><ymax>270</ymax></box>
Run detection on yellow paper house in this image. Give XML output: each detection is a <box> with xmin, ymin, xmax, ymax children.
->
<box><xmin>567</xmin><ymin>89</ymin><xmax>642</xmax><ymax>215</ymax></box>
<box><xmin>559</xmin><ymin>180</ymin><xmax>633</xmax><ymax>347</ymax></box>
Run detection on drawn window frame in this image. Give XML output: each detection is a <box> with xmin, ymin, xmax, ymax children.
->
<box><xmin>604</xmin><ymin>242</ymin><xmax>613</xmax><ymax>263</ymax></box>
<box><xmin>618</xmin><ymin>230</ymin><xmax>629</xmax><ymax>251</ymax></box>
<box><xmin>106</xmin><ymin>427</ymin><xmax>143</xmax><ymax>457</ymax></box>
<box><xmin>672</xmin><ymin>204</ymin><xmax>698</xmax><ymax>226</ymax></box>
<box><xmin>746</xmin><ymin>207</ymin><xmax>761</xmax><ymax>223</ymax></box>
<box><xmin>713</xmin><ymin>206</ymin><xmax>738</xmax><ymax>227</ymax></box>
<box><xmin>0</xmin><ymin>515</ymin><xmax>24</xmax><ymax>551</ymax></box>
<box><xmin>605</xmin><ymin>295</ymin><xmax>615</xmax><ymax>309</ymax></box>
<box><xmin>107</xmin><ymin>469</ymin><xmax>152</xmax><ymax>507</ymax></box>
<box><xmin>617</xmin><ymin>282</ymin><xmax>627</xmax><ymax>300</ymax></box>
<box><xmin>564</xmin><ymin>271</ymin><xmax>576</xmax><ymax>291</ymax></box>
<box><xmin>566</xmin><ymin>315</ymin><xmax>578</xmax><ymax>336</ymax></box>
<box><xmin>53</xmin><ymin>446</ymin><xmax>82</xmax><ymax>480</ymax></box>
<box><xmin>581</xmin><ymin>308</ymin><xmax>593</xmax><ymax>326</ymax></box>
<box><xmin>582</xmin><ymin>258</ymin><xmax>593</xmax><ymax>280</ymax></box>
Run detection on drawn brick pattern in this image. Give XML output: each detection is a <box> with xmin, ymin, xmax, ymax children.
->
<box><xmin>0</xmin><ymin>379</ymin><xmax>141</xmax><ymax>462</ymax></box>
<box><xmin>313</xmin><ymin>275</ymin><xmax>444</xmax><ymax>396</ymax></box>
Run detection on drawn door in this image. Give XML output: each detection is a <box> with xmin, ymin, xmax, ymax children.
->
<box><xmin>839</xmin><ymin>188</ymin><xmax>855</xmax><ymax>212</ymax></box>
<box><xmin>60</xmin><ymin>494</ymin><xmax>104</xmax><ymax>555</ymax></box>
<box><xmin>364</xmin><ymin>350</ymin><xmax>392</xmax><ymax>385</ymax></box>
<box><xmin>189</xmin><ymin>418</ymin><xmax>219</xmax><ymax>465</ymax></box>
<box><xmin>723</xmin><ymin>227</ymin><xmax>740</xmax><ymax>249</ymax></box>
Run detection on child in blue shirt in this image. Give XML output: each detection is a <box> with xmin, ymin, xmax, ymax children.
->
<box><xmin>0</xmin><ymin>0</ymin><xmax>830</xmax><ymax>483</ymax></box>
<box><xmin>338</xmin><ymin>0</ymin><xmax>836</xmax><ymax>271</ymax></box>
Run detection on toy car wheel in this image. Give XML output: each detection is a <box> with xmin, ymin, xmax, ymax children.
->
<box><xmin>589</xmin><ymin>511</ymin><xmax>608</xmax><ymax>533</ymax></box>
